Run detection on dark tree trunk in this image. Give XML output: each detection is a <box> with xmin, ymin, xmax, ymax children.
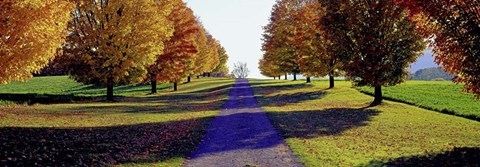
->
<box><xmin>207</xmin><ymin>73</ymin><xmax>211</xmax><ymax>77</ymax></box>
<box><xmin>293</xmin><ymin>73</ymin><xmax>297</xmax><ymax>81</ymax></box>
<box><xmin>197</xmin><ymin>75</ymin><xmax>200</xmax><ymax>79</ymax></box>
<box><xmin>151</xmin><ymin>79</ymin><xmax>157</xmax><ymax>94</ymax></box>
<box><xmin>273</xmin><ymin>77</ymin><xmax>276</xmax><ymax>80</ymax></box>
<box><xmin>329</xmin><ymin>73</ymin><xmax>335</xmax><ymax>89</ymax></box>
<box><xmin>151</xmin><ymin>73</ymin><xmax>157</xmax><ymax>94</ymax></box>
<box><xmin>187</xmin><ymin>76</ymin><xmax>191</xmax><ymax>83</ymax></box>
<box><xmin>107</xmin><ymin>77</ymin><xmax>114</xmax><ymax>101</ymax></box>
<box><xmin>203</xmin><ymin>73</ymin><xmax>207</xmax><ymax>77</ymax></box>
<box><xmin>173</xmin><ymin>82</ymin><xmax>178</xmax><ymax>91</ymax></box>
<box><xmin>372</xmin><ymin>86</ymin><xmax>383</xmax><ymax>106</ymax></box>
<box><xmin>306</xmin><ymin>77</ymin><xmax>311</xmax><ymax>83</ymax></box>
<box><xmin>284</xmin><ymin>74</ymin><xmax>287</xmax><ymax>80</ymax></box>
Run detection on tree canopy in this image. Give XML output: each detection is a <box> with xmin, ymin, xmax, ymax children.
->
<box><xmin>0</xmin><ymin>0</ymin><xmax>73</xmax><ymax>84</ymax></box>
<box><xmin>63</xmin><ymin>0</ymin><xmax>174</xmax><ymax>100</ymax></box>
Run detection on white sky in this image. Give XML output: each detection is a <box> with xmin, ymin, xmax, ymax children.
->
<box><xmin>185</xmin><ymin>0</ymin><xmax>276</xmax><ymax>79</ymax></box>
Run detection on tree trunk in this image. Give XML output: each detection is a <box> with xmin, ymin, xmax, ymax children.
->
<box><xmin>329</xmin><ymin>74</ymin><xmax>335</xmax><ymax>89</ymax></box>
<box><xmin>306</xmin><ymin>77</ymin><xmax>311</xmax><ymax>83</ymax></box>
<box><xmin>273</xmin><ymin>77</ymin><xmax>276</xmax><ymax>80</ymax></box>
<box><xmin>203</xmin><ymin>73</ymin><xmax>207</xmax><ymax>77</ymax></box>
<box><xmin>173</xmin><ymin>82</ymin><xmax>178</xmax><ymax>91</ymax></box>
<box><xmin>293</xmin><ymin>73</ymin><xmax>297</xmax><ymax>81</ymax></box>
<box><xmin>151</xmin><ymin>79</ymin><xmax>157</xmax><ymax>94</ymax></box>
<box><xmin>107</xmin><ymin>77</ymin><xmax>114</xmax><ymax>101</ymax></box>
<box><xmin>207</xmin><ymin>73</ymin><xmax>211</xmax><ymax>77</ymax></box>
<box><xmin>151</xmin><ymin>73</ymin><xmax>157</xmax><ymax>94</ymax></box>
<box><xmin>187</xmin><ymin>76</ymin><xmax>191</xmax><ymax>83</ymax></box>
<box><xmin>197</xmin><ymin>75</ymin><xmax>200</xmax><ymax>79</ymax></box>
<box><xmin>372</xmin><ymin>86</ymin><xmax>383</xmax><ymax>106</ymax></box>
<box><xmin>284</xmin><ymin>74</ymin><xmax>287</xmax><ymax>80</ymax></box>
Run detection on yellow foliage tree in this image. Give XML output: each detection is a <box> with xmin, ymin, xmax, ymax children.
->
<box><xmin>149</xmin><ymin>0</ymin><xmax>200</xmax><ymax>93</ymax></box>
<box><xmin>0</xmin><ymin>0</ymin><xmax>73</xmax><ymax>84</ymax></box>
<box><xmin>193</xmin><ymin>25</ymin><xmax>220</xmax><ymax>78</ymax></box>
<box><xmin>63</xmin><ymin>0</ymin><xmax>174</xmax><ymax>101</ymax></box>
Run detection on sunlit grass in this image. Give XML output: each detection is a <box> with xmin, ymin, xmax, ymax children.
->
<box><xmin>0</xmin><ymin>77</ymin><xmax>234</xmax><ymax>166</ymax></box>
<box><xmin>357</xmin><ymin>81</ymin><xmax>480</xmax><ymax>120</ymax></box>
<box><xmin>250</xmin><ymin>79</ymin><xmax>480</xmax><ymax>166</ymax></box>
<box><xmin>0</xmin><ymin>75</ymin><xmax>170</xmax><ymax>96</ymax></box>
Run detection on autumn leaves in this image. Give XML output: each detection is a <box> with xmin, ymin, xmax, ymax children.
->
<box><xmin>0</xmin><ymin>0</ymin><xmax>74</xmax><ymax>84</ymax></box>
<box><xmin>0</xmin><ymin>0</ymin><xmax>228</xmax><ymax>101</ymax></box>
<box><xmin>260</xmin><ymin>0</ymin><xmax>479</xmax><ymax>105</ymax></box>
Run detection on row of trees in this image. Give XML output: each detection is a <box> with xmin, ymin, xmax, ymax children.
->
<box><xmin>1</xmin><ymin>0</ymin><xmax>229</xmax><ymax>101</ymax></box>
<box><xmin>259</xmin><ymin>0</ymin><xmax>479</xmax><ymax>105</ymax></box>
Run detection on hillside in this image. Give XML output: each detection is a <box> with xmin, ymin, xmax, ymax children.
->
<box><xmin>408</xmin><ymin>67</ymin><xmax>455</xmax><ymax>80</ymax></box>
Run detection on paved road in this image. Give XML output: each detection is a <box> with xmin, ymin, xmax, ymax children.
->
<box><xmin>184</xmin><ymin>79</ymin><xmax>303</xmax><ymax>167</ymax></box>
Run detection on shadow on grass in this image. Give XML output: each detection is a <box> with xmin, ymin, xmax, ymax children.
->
<box><xmin>364</xmin><ymin>147</ymin><xmax>480</xmax><ymax>167</ymax></box>
<box><xmin>0</xmin><ymin>80</ymin><xmax>233</xmax><ymax>105</ymax></box>
<box><xmin>0</xmin><ymin>79</ymin><xmax>237</xmax><ymax>166</ymax></box>
<box><xmin>256</xmin><ymin>91</ymin><xmax>326</xmax><ymax>107</ymax></box>
<box><xmin>268</xmin><ymin>108</ymin><xmax>379</xmax><ymax>138</ymax></box>
<box><xmin>0</xmin><ymin>109</ymin><xmax>378</xmax><ymax>166</ymax></box>
<box><xmin>71</xmin><ymin>99</ymin><xmax>227</xmax><ymax>113</ymax></box>
<box><xmin>0</xmin><ymin>93</ymin><xmax>94</xmax><ymax>105</ymax></box>
<box><xmin>0</xmin><ymin>118</ymin><xmax>212</xmax><ymax>166</ymax></box>
<box><xmin>250</xmin><ymin>82</ymin><xmax>313</xmax><ymax>95</ymax></box>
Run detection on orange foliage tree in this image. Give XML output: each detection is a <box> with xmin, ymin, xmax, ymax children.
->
<box><xmin>149</xmin><ymin>0</ymin><xmax>200</xmax><ymax>93</ymax></box>
<box><xmin>259</xmin><ymin>57</ymin><xmax>283</xmax><ymax>79</ymax></box>
<box><xmin>292</xmin><ymin>1</ymin><xmax>331</xmax><ymax>84</ymax></box>
<box><xmin>0</xmin><ymin>0</ymin><xmax>73</xmax><ymax>84</ymax></box>
<box><xmin>63</xmin><ymin>0</ymin><xmax>174</xmax><ymax>101</ymax></box>
<box><xmin>212</xmin><ymin>44</ymin><xmax>229</xmax><ymax>77</ymax></box>
<box><xmin>192</xmin><ymin>26</ymin><xmax>220</xmax><ymax>78</ymax></box>
<box><xmin>398</xmin><ymin>0</ymin><xmax>480</xmax><ymax>98</ymax></box>
<box><xmin>341</xmin><ymin>0</ymin><xmax>426</xmax><ymax>105</ymax></box>
<box><xmin>262</xmin><ymin>0</ymin><xmax>301</xmax><ymax>80</ymax></box>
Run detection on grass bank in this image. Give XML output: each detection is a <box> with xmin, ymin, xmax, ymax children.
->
<box><xmin>250</xmin><ymin>79</ymin><xmax>480</xmax><ymax>166</ymax></box>
<box><xmin>357</xmin><ymin>81</ymin><xmax>480</xmax><ymax>121</ymax></box>
<box><xmin>0</xmin><ymin>77</ymin><xmax>234</xmax><ymax>166</ymax></box>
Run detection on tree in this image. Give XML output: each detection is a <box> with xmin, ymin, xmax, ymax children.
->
<box><xmin>292</xmin><ymin>0</ymin><xmax>337</xmax><ymax>84</ymax></box>
<box><xmin>192</xmin><ymin>26</ymin><xmax>219</xmax><ymax>78</ymax></box>
<box><xmin>341</xmin><ymin>0</ymin><xmax>426</xmax><ymax>105</ymax></box>
<box><xmin>262</xmin><ymin>0</ymin><xmax>301</xmax><ymax>81</ymax></box>
<box><xmin>0</xmin><ymin>0</ymin><xmax>73</xmax><ymax>84</ymax></box>
<box><xmin>63</xmin><ymin>0</ymin><xmax>174</xmax><ymax>101</ymax></box>
<box><xmin>398</xmin><ymin>0</ymin><xmax>480</xmax><ymax>98</ymax></box>
<box><xmin>409</xmin><ymin>67</ymin><xmax>455</xmax><ymax>81</ymax></box>
<box><xmin>231</xmin><ymin>62</ymin><xmax>249</xmax><ymax>79</ymax></box>
<box><xmin>212</xmin><ymin>44</ymin><xmax>230</xmax><ymax>77</ymax></box>
<box><xmin>149</xmin><ymin>0</ymin><xmax>199</xmax><ymax>93</ymax></box>
<box><xmin>292</xmin><ymin>1</ymin><xmax>323</xmax><ymax>83</ymax></box>
<box><xmin>259</xmin><ymin>56</ymin><xmax>283</xmax><ymax>79</ymax></box>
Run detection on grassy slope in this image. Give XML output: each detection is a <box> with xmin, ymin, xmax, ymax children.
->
<box><xmin>0</xmin><ymin>76</ymin><xmax>170</xmax><ymax>96</ymax></box>
<box><xmin>0</xmin><ymin>77</ymin><xmax>234</xmax><ymax>166</ymax></box>
<box><xmin>250</xmin><ymin>79</ymin><xmax>480</xmax><ymax>166</ymax></box>
<box><xmin>357</xmin><ymin>81</ymin><xmax>480</xmax><ymax>120</ymax></box>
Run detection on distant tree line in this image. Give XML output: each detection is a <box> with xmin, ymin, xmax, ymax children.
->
<box><xmin>408</xmin><ymin>67</ymin><xmax>455</xmax><ymax>81</ymax></box>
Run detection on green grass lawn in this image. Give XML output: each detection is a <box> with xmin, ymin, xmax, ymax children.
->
<box><xmin>250</xmin><ymin>79</ymin><xmax>480</xmax><ymax>166</ymax></box>
<box><xmin>357</xmin><ymin>81</ymin><xmax>480</xmax><ymax>121</ymax></box>
<box><xmin>0</xmin><ymin>75</ymin><xmax>171</xmax><ymax>96</ymax></box>
<box><xmin>0</xmin><ymin>77</ymin><xmax>234</xmax><ymax>166</ymax></box>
